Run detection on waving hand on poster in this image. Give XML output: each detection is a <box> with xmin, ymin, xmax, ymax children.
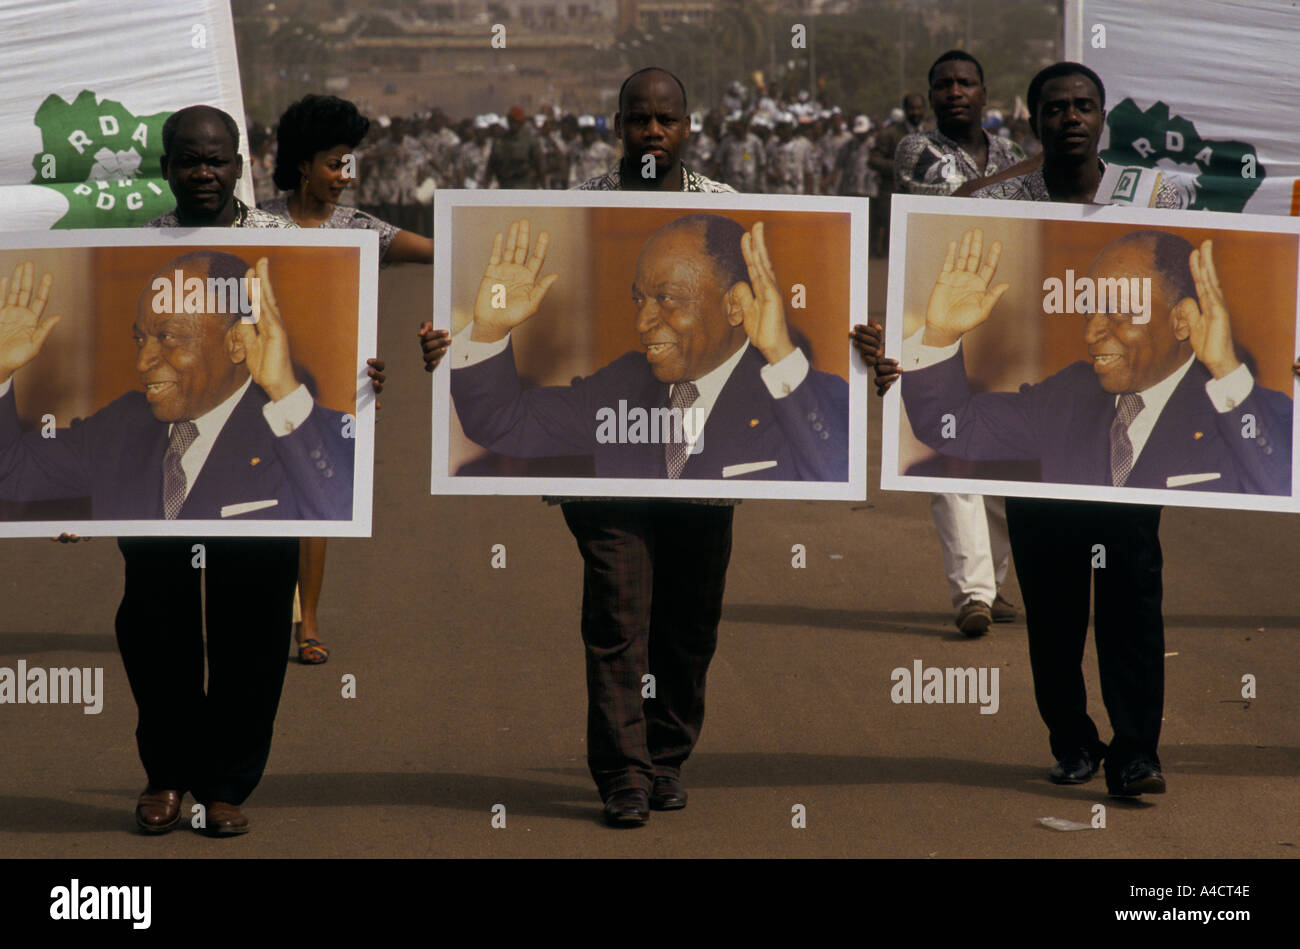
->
<box><xmin>1184</xmin><ymin>239</ymin><xmax>1241</xmax><ymax>381</ymax></box>
<box><xmin>738</xmin><ymin>221</ymin><xmax>796</xmax><ymax>365</ymax></box>
<box><xmin>923</xmin><ymin>228</ymin><xmax>1010</xmax><ymax>347</ymax></box>
<box><xmin>470</xmin><ymin>219</ymin><xmax>560</xmax><ymax>343</ymax></box>
<box><xmin>0</xmin><ymin>262</ymin><xmax>61</xmax><ymax>381</ymax></box>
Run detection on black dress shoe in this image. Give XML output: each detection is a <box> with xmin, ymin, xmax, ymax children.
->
<box><xmin>1049</xmin><ymin>750</ymin><xmax>1100</xmax><ymax>785</ymax></box>
<box><xmin>134</xmin><ymin>787</ymin><xmax>183</xmax><ymax>834</ymax></box>
<box><xmin>602</xmin><ymin>789</ymin><xmax>649</xmax><ymax>827</ymax></box>
<box><xmin>1107</xmin><ymin>758</ymin><xmax>1166</xmax><ymax>797</ymax></box>
<box><xmin>649</xmin><ymin>776</ymin><xmax>688</xmax><ymax>811</ymax></box>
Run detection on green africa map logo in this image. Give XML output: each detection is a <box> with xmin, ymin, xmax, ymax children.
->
<box><xmin>1101</xmin><ymin>99</ymin><xmax>1264</xmax><ymax>212</ymax></box>
<box><xmin>29</xmin><ymin>90</ymin><xmax>173</xmax><ymax>228</ymax></box>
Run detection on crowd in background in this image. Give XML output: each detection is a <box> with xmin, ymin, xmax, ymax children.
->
<box><xmin>246</xmin><ymin>77</ymin><xmax>1040</xmax><ymax>251</ymax></box>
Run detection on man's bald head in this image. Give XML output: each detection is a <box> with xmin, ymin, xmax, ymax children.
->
<box><xmin>1091</xmin><ymin>230</ymin><xmax>1197</xmax><ymax>316</ymax></box>
<box><xmin>1084</xmin><ymin>230</ymin><xmax>1199</xmax><ymax>393</ymax></box>
<box><xmin>656</xmin><ymin>213</ymin><xmax>751</xmax><ymax>295</ymax></box>
<box><xmin>162</xmin><ymin>105</ymin><xmax>241</xmax><ymax>157</ymax></box>
<box><xmin>144</xmin><ymin>250</ymin><xmax>256</xmax><ymax>330</ymax></box>
<box><xmin>618</xmin><ymin>67</ymin><xmax>688</xmax><ymax>115</ymax></box>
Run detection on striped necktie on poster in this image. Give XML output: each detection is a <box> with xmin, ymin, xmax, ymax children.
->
<box><xmin>1109</xmin><ymin>392</ymin><xmax>1145</xmax><ymax>487</ymax></box>
<box><xmin>162</xmin><ymin>421</ymin><xmax>199</xmax><ymax>519</ymax></box>
<box><xmin>665</xmin><ymin>382</ymin><xmax>700</xmax><ymax>479</ymax></box>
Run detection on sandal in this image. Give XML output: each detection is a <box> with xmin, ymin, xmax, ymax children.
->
<box><xmin>298</xmin><ymin>638</ymin><xmax>329</xmax><ymax>664</ymax></box>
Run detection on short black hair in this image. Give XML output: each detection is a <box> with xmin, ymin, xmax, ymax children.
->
<box><xmin>150</xmin><ymin>250</ymin><xmax>256</xmax><ymax>329</ymax></box>
<box><xmin>662</xmin><ymin>213</ymin><xmax>751</xmax><ymax>293</ymax></box>
<box><xmin>1098</xmin><ymin>230</ymin><xmax>1197</xmax><ymax>312</ymax></box>
<box><xmin>1027</xmin><ymin>61</ymin><xmax>1106</xmax><ymax>133</ymax></box>
<box><xmin>272</xmin><ymin>94</ymin><xmax>371</xmax><ymax>192</ymax></box>
<box><xmin>162</xmin><ymin>105</ymin><xmax>241</xmax><ymax>157</ymax></box>
<box><xmin>902</xmin><ymin>92</ymin><xmax>926</xmax><ymax>109</ymax></box>
<box><xmin>618</xmin><ymin>67</ymin><xmax>688</xmax><ymax>116</ymax></box>
<box><xmin>928</xmin><ymin>50</ymin><xmax>984</xmax><ymax>86</ymax></box>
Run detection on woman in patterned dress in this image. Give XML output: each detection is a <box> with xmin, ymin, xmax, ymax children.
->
<box><xmin>267</xmin><ymin>95</ymin><xmax>433</xmax><ymax>664</ymax></box>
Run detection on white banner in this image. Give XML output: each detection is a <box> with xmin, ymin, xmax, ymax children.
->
<box><xmin>0</xmin><ymin>0</ymin><xmax>252</xmax><ymax>230</ymax></box>
<box><xmin>1066</xmin><ymin>0</ymin><xmax>1300</xmax><ymax>215</ymax></box>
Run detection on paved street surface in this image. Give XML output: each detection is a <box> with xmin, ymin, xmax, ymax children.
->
<box><xmin>1</xmin><ymin>260</ymin><xmax>1295</xmax><ymax>860</ymax></box>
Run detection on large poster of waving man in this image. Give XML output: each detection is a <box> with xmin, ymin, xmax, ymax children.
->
<box><xmin>880</xmin><ymin>196</ymin><xmax>1299</xmax><ymax>512</ymax></box>
<box><xmin>0</xmin><ymin>228</ymin><xmax>378</xmax><ymax>537</ymax></box>
<box><xmin>432</xmin><ymin>191</ymin><xmax>870</xmax><ymax>501</ymax></box>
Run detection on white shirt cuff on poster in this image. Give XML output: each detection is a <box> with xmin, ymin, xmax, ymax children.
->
<box><xmin>1204</xmin><ymin>363</ymin><xmax>1254</xmax><ymax>414</ymax></box>
<box><xmin>900</xmin><ymin>326</ymin><xmax>960</xmax><ymax>370</ymax></box>
<box><xmin>261</xmin><ymin>382</ymin><xmax>314</xmax><ymax>435</ymax></box>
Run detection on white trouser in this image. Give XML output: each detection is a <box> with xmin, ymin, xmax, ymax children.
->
<box><xmin>929</xmin><ymin>493</ymin><xmax>1011</xmax><ymax>609</ymax></box>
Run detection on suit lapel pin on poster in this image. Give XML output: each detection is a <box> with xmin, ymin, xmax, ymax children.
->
<box><xmin>431</xmin><ymin>190</ymin><xmax>869</xmax><ymax>501</ymax></box>
<box><xmin>881</xmin><ymin>194</ymin><xmax>1299</xmax><ymax>513</ymax></box>
<box><xmin>0</xmin><ymin>228</ymin><xmax>379</xmax><ymax>537</ymax></box>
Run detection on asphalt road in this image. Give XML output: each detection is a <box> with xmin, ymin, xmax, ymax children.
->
<box><xmin>0</xmin><ymin>259</ymin><xmax>1295</xmax><ymax>859</ymax></box>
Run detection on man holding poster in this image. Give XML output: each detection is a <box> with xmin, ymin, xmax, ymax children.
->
<box><xmin>855</xmin><ymin>61</ymin><xmax>1295</xmax><ymax>798</ymax></box>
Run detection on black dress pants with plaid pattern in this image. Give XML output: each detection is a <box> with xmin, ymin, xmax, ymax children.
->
<box><xmin>561</xmin><ymin>500</ymin><xmax>733</xmax><ymax>801</ymax></box>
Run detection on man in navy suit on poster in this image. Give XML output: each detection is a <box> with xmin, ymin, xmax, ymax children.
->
<box><xmin>899</xmin><ymin>228</ymin><xmax>1291</xmax><ymax>496</ymax></box>
<box><xmin>448</xmin><ymin>213</ymin><xmax>849</xmax><ymax>483</ymax></box>
<box><xmin>0</xmin><ymin>251</ymin><xmax>354</xmax><ymax>521</ymax></box>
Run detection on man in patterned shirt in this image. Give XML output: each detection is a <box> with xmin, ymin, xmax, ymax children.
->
<box><xmin>894</xmin><ymin>50</ymin><xmax>1020</xmax><ymax>639</ymax></box>
<box><xmin>859</xmin><ymin>63</ymin><xmax>1219</xmax><ymax>797</ymax></box>
<box><xmin>128</xmin><ymin>105</ymin><xmax>374</xmax><ymax>838</ymax></box>
<box><xmin>574</xmin><ymin>68</ymin><xmax>737</xmax><ymax>826</ymax></box>
<box><xmin>423</xmin><ymin>67</ymin><xmax>739</xmax><ymax>828</ymax></box>
<box><xmin>894</xmin><ymin>51</ymin><xmax>1026</xmax><ymax>197</ymax></box>
<box><xmin>970</xmin><ymin>63</ymin><xmax>1180</xmax><ymax>797</ymax></box>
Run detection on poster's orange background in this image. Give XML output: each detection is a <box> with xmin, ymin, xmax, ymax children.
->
<box><xmin>90</xmin><ymin>245</ymin><xmax>361</xmax><ymax>416</ymax></box>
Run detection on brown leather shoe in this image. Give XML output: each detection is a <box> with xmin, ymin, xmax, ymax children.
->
<box><xmin>135</xmin><ymin>787</ymin><xmax>183</xmax><ymax>834</ymax></box>
<box><xmin>200</xmin><ymin>801</ymin><xmax>250</xmax><ymax>837</ymax></box>
<box><xmin>955</xmin><ymin>600</ymin><xmax>993</xmax><ymax>637</ymax></box>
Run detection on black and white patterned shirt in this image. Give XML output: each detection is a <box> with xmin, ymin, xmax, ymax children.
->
<box><xmin>971</xmin><ymin>163</ymin><xmax>1183</xmax><ymax>208</ymax></box>
<box><xmin>260</xmin><ymin>195</ymin><xmax>400</xmax><ymax>260</ymax></box>
<box><xmin>894</xmin><ymin>127</ymin><xmax>1025</xmax><ymax>196</ymax></box>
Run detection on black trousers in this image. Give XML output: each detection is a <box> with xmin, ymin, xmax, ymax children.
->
<box><xmin>115</xmin><ymin>537</ymin><xmax>298</xmax><ymax>805</ymax></box>
<box><xmin>561</xmin><ymin>501</ymin><xmax>733</xmax><ymax>800</ymax></box>
<box><xmin>1004</xmin><ymin>497</ymin><xmax>1164</xmax><ymax>779</ymax></box>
